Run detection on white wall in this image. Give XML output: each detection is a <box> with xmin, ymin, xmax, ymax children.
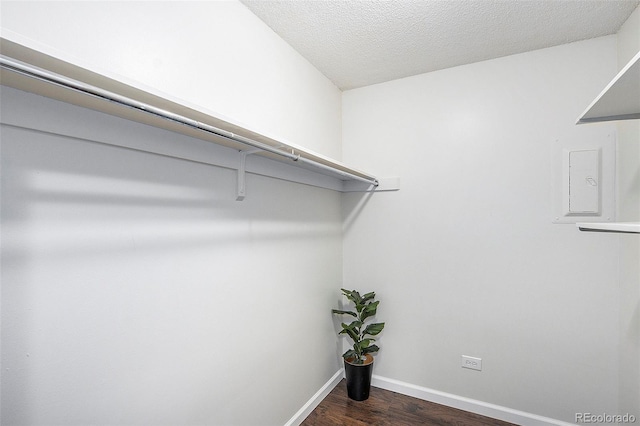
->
<box><xmin>0</xmin><ymin>0</ymin><xmax>342</xmax><ymax>159</ymax></box>
<box><xmin>342</xmin><ymin>36</ymin><xmax>629</xmax><ymax>423</ymax></box>
<box><xmin>3</xmin><ymin>1</ymin><xmax>638</xmax><ymax>425</ymax></box>
<box><xmin>1</xmin><ymin>1</ymin><xmax>344</xmax><ymax>425</ymax></box>
<box><xmin>615</xmin><ymin>4</ymin><xmax>640</xmax><ymax>418</ymax></box>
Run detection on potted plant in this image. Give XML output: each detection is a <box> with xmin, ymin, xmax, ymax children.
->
<box><xmin>332</xmin><ymin>288</ymin><xmax>385</xmax><ymax>401</ymax></box>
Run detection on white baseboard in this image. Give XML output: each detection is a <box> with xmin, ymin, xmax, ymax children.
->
<box><xmin>286</xmin><ymin>371</ymin><xmax>576</xmax><ymax>426</ymax></box>
<box><xmin>371</xmin><ymin>375</ymin><xmax>577</xmax><ymax>426</ymax></box>
<box><xmin>284</xmin><ymin>369</ymin><xmax>343</xmax><ymax>426</ymax></box>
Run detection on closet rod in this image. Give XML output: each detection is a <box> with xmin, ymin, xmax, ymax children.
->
<box><xmin>0</xmin><ymin>55</ymin><xmax>379</xmax><ymax>187</ymax></box>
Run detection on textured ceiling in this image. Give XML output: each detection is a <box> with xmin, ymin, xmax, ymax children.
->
<box><xmin>241</xmin><ymin>0</ymin><xmax>640</xmax><ymax>90</ymax></box>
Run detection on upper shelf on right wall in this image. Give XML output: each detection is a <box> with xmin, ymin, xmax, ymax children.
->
<box><xmin>575</xmin><ymin>49</ymin><xmax>640</xmax><ymax>235</ymax></box>
<box><xmin>577</xmin><ymin>50</ymin><xmax>640</xmax><ymax>124</ymax></box>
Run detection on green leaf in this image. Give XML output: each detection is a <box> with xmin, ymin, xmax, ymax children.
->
<box><xmin>361</xmin><ymin>292</ymin><xmax>376</xmax><ymax>303</ymax></box>
<box><xmin>332</xmin><ymin>309</ymin><xmax>357</xmax><ymax>318</ymax></box>
<box><xmin>360</xmin><ymin>300</ymin><xmax>379</xmax><ymax>322</ymax></box>
<box><xmin>339</xmin><ymin>321</ymin><xmax>361</xmax><ymax>342</ymax></box>
<box><xmin>342</xmin><ymin>320</ymin><xmax>362</xmax><ymax>329</ymax></box>
<box><xmin>362</xmin><ymin>344</ymin><xmax>380</xmax><ymax>355</ymax></box>
<box><xmin>338</xmin><ymin>328</ymin><xmax>358</xmax><ymax>342</ymax></box>
<box><xmin>342</xmin><ymin>349</ymin><xmax>357</xmax><ymax>360</ymax></box>
<box><xmin>342</xmin><ymin>288</ymin><xmax>365</xmax><ymax>306</ymax></box>
<box><xmin>363</xmin><ymin>322</ymin><xmax>385</xmax><ymax>336</ymax></box>
<box><xmin>352</xmin><ymin>342</ymin><xmax>363</xmax><ymax>358</ymax></box>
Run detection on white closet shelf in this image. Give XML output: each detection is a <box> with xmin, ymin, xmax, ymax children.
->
<box><xmin>574</xmin><ymin>49</ymin><xmax>639</xmax><ymax>235</ymax></box>
<box><xmin>577</xmin><ymin>50</ymin><xmax>640</xmax><ymax>124</ymax></box>
<box><xmin>0</xmin><ymin>35</ymin><xmax>390</xmax><ymax>196</ymax></box>
<box><xmin>576</xmin><ymin>222</ymin><xmax>640</xmax><ymax>234</ymax></box>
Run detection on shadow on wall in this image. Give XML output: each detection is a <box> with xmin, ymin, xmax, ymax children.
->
<box><xmin>1</xmin><ymin>123</ymin><xmax>342</xmax><ymax>266</ymax></box>
<box><xmin>342</xmin><ymin>190</ymin><xmax>375</xmax><ymax>234</ymax></box>
<box><xmin>1</xmin><ymin>89</ymin><xmax>345</xmax><ymax>425</ymax></box>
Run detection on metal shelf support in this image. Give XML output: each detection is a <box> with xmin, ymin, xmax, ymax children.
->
<box><xmin>236</xmin><ymin>148</ymin><xmax>263</xmax><ymax>201</ymax></box>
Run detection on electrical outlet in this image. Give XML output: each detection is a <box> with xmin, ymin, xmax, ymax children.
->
<box><xmin>461</xmin><ymin>355</ymin><xmax>482</xmax><ymax>371</ymax></box>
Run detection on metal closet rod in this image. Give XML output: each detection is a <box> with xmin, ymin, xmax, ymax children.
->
<box><xmin>0</xmin><ymin>55</ymin><xmax>379</xmax><ymax>187</ymax></box>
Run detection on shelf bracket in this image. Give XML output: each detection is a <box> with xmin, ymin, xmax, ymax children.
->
<box><xmin>236</xmin><ymin>148</ymin><xmax>263</xmax><ymax>201</ymax></box>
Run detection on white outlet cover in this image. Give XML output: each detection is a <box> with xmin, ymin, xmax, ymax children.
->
<box><xmin>461</xmin><ymin>355</ymin><xmax>482</xmax><ymax>371</ymax></box>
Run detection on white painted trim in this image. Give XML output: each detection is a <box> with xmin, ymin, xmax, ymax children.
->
<box><xmin>371</xmin><ymin>375</ymin><xmax>577</xmax><ymax>426</ymax></box>
<box><xmin>286</xmin><ymin>371</ymin><xmax>576</xmax><ymax>426</ymax></box>
<box><xmin>284</xmin><ymin>369</ymin><xmax>343</xmax><ymax>426</ymax></box>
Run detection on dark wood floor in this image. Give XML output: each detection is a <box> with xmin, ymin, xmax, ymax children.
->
<box><xmin>301</xmin><ymin>380</ymin><xmax>518</xmax><ymax>426</ymax></box>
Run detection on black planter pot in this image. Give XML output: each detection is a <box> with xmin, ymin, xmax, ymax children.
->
<box><xmin>344</xmin><ymin>354</ymin><xmax>374</xmax><ymax>401</ymax></box>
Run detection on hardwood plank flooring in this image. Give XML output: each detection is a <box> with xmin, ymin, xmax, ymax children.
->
<box><xmin>301</xmin><ymin>380</ymin><xmax>518</xmax><ymax>426</ymax></box>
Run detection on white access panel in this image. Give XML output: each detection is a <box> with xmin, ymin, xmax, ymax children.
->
<box><xmin>567</xmin><ymin>149</ymin><xmax>600</xmax><ymax>214</ymax></box>
<box><xmin>551</xmin><ymin>127</ymin><xmax>615</xmax><ymax>224</ymax></box>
